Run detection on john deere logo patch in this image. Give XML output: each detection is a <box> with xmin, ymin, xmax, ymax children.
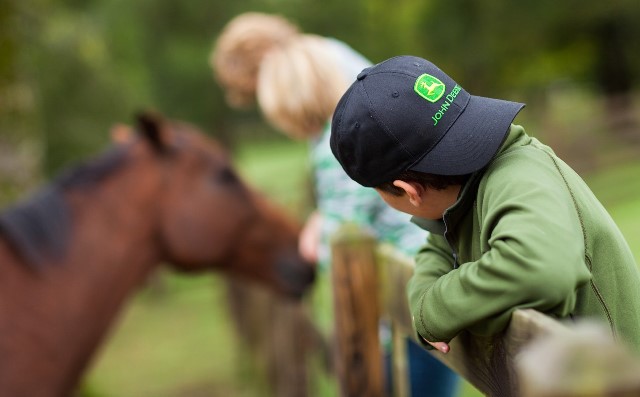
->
<box><xmin>414</xmin><ymin>74</ymin><xmax>445</xmax><ymax>103</ymax></box>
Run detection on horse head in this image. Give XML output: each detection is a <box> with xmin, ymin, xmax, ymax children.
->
<box><xmin>121</xmin><ymin>112</ymin><xmax>315</xmax><ymax>298</ymax></box>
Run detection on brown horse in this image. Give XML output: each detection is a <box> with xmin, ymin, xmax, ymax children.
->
<box><xmin>0</xmin><ymin>112</ymin><xmax>315</xmax><ymax>397</ymax></box>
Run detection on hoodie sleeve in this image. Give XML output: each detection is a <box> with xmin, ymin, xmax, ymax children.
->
<box><xmin>407</xmin><ymin>233</ymin><xmax>457</xmax><ymax>346</ymax></box>
<box><xmin>408</xmin><ymin>151</ymin><xmax>592</xmax><ymax>344</ymax></box>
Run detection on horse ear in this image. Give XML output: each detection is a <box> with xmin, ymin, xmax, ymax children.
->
<box><xmin>110</xmin><ymin>123</ymin><xmax>134</xmax><ymax>144</ymax></box>
<box><xmin>135</xmin><ymin>111</ymin><xmax>171</xmax><ymax>154</ymax></box>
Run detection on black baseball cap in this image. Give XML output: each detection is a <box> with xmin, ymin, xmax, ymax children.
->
<box><xmin>330</xmin><ymin>55</ymin><xmax>524</xmax><ymax>187</ymax></box>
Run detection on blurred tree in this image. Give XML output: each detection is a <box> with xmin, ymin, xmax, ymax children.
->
<box><xmin>35</xmin><ymin>0</ymin><xmax>165</xmax><ymax>174</ymax></box>
<box><xmin>420</xmin><ymin>0</ymin><xmax>640</xmax><ymax>99</ymax></box>
<box><xmin>0</xmin><ymin>0</ymin><xmax>42</xmax><ymax>205</ymax></box>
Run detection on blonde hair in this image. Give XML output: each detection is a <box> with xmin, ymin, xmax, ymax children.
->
<box><xmin>256</xmin><ymin>35</ymin><xmax>348</xmax><ymax>139</ymax></box>
<box><xmin>210</xmin><ymin>13</ymin><xmax>299</xmax><ymax>108</ymax></box>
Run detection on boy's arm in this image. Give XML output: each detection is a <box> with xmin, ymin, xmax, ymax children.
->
<box><xmin>408</xmin><ymin>163</ymin><xmax>592</xmax><ymax>346</ymax></box>
<box><xmin>407</xmin><ymin>233</ymin><xmax>457</xmax><ymax>349</ymax></box>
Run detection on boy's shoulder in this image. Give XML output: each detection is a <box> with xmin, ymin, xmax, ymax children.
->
<box><xmin>482</xmin><ymin>137</ymin><xmax>566</xmax><ymax>190</ymax></box>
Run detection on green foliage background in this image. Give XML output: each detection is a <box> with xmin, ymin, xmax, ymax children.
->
<box><xmin>2</xmin><ymin>0</ymin><xmax>640</xmax><ymax>177</ymax></box>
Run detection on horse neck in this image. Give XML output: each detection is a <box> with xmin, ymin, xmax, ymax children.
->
<box><xmin>0</xmin><ymin>157</ymin><xmax>167</xmax><ymax>396</ymax></box>
<box><xmin>63</xmin><ymin>156</ymin><xmax>165</xmax><ymax>298</ymax></box>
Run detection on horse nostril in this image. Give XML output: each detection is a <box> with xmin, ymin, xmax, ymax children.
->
<box><xmin>275</xmin><ymin>254</ymin><xmax>316</xmax><ymax>298</ymax></box>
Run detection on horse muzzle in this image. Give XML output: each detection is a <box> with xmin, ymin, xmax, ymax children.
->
<box><xmin>275</xmin><ymin>253</ymin><xmax>316</xmax><ymax>299</ymax></box>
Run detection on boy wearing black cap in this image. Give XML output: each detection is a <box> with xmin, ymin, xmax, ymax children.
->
<box><xmin>330</xmin><ymin>55</ymin><xmax>640</xmax><ymax>354</ymax></box>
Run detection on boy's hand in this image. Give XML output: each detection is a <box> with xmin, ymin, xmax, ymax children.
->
<box><xmin>429</xmin><ymin>341</ymin><xmax>450</xmax><ymax>354</ymax></box>
<box><xmin>418</xmin><ymin>334</ymin><xmax>450</xmax><ymax>354</ymax></box>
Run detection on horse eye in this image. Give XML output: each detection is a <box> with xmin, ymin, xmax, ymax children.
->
<box><xmin>215</xmin><ymin>167</ymin><xmax>240</xmax><ymax>185</ymax></box>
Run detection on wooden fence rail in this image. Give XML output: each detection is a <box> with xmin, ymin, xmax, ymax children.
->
<box><xmin>330</xmin><ymin>225</ymin><xmax>640</xmax><ymax>397</ymax></box>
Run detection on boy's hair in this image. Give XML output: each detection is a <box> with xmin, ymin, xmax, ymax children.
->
<box><xmin>256</xmin><ymin>35</ymin><xmax>348</xmax><ymax>139</ymax></box>
<box><xmin>210</xmin><ymin>13</ymin><xmax>299</xmax><ymax>108</ymax></box>
<box><xmin>377</xmin><ymin>170</ymin><xmax>471</xmax><ymax>196</ymax></box>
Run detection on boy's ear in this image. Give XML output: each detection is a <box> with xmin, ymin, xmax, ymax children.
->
<box><xmin>393</xmin><ymin>180</ymin><xmax>425</xmax><ymax>207</ymax></box>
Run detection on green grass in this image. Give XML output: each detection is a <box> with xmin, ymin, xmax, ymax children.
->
<box><xmin>85</xmin><ymin>274</ymin><xmax>253</xmax><ymax>397</ymax></box>
<box><xmin>84</xmin><ymin>138</ymin><xmax>640</xmax><ymax>397</ymax></box>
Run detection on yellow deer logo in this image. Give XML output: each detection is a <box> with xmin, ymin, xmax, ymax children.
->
<box><xmin>420</xmin><ymin>81</ymin><xmax>444</xmax><ymax>97</ymax></box>
<box><xmin>414</xmin><ymin>74</ymin><xmax>446</xmax><ymax>103</ymax></box>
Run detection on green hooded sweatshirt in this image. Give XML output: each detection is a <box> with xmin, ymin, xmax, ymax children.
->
<box><xmin>408</xmin><ymin>125</ymin><xmax>640</xmax><ymax>352</ymax></box>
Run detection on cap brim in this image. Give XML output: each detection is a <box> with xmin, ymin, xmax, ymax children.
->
<box><xmin>409</xmin><ymin>95</ymin><xmax>524</xmax><ymax>176</ymax></box>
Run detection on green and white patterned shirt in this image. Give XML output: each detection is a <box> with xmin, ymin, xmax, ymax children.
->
<box><xmin>312</xmin><ymin>110</ymin><xmax>427</xmax><ymax>269</ymax></box>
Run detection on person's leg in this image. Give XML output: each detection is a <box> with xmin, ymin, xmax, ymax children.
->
<box><xmin>407</xmin><ymin>338</ymin><xmax>460</xmax><ymax>397</ymax></box>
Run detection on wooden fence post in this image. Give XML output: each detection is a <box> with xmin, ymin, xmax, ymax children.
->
<box><xmin>331</xmin><ymin>224</ymin><xmax>384</xmax><ymax>397</ymax></box>
<box><xmin>390</xmin><ymin>321</ymin><xmax>409</xmax><ymax>397</ymax></box>
<box><xmin>377</xmin><ymin>245</ymin><xmax>413</xmax><ymax>397</ymax></box>
<box><xmin>518</xmin><ymin>321</ymin><xmax>640</xmax><ymax>397</ymax></box>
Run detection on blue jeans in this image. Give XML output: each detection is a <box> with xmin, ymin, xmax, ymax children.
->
<box><xmin>385</xmin><ymin>338</ymin><xmax>460</xmax><ymax>397</ymax></box>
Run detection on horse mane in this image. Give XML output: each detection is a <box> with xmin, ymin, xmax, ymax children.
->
<box><xmin>55</xmin><ymin>145</ymin><xmax>129</xmax><ymax>190</ymax></box>
<box><xmin>0</xmin><ymin>146</ymin><xmax>129</xmax><ymax>269</ymax></box>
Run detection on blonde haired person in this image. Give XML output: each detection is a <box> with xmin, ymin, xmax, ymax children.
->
<box><xmin>257</xmin><ymin>35</ymin><xmax>346</xmax><ymax>140</ymax></box>
<box><xmin>212</xmin><ymin>13</ymin><xmax>460</xmax><ymax>397</ymax></box>
<box><xmin>257</xmin><ymin>34</ymin><xmax>422</xmax><ymax>268</ymax></box>
<box><xmin>210</xmin><ymin>12</ymin><xmax>299</xmax><ymax>108</ymax></box>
